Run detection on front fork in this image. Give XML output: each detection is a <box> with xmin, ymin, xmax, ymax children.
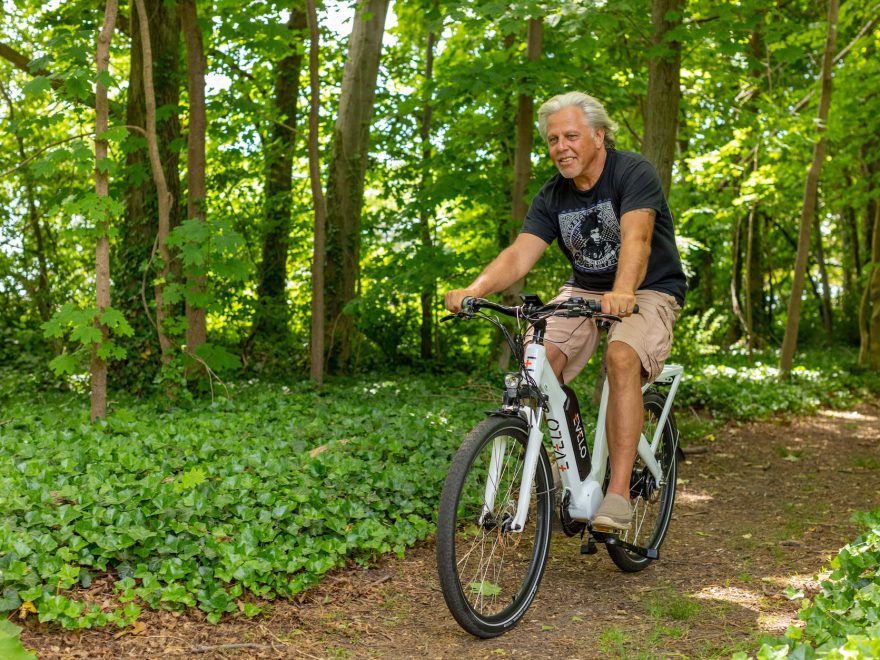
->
<box><xmin>478</xmin><ymin>406</ymin><xmax>544</xmax><ymax>532</ymax></box>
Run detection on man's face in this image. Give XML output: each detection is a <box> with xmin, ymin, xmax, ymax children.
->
<box><xmin>545</xmin><ymin>106</ymin><xmax>605</xmax><ymax>184</ymax></box>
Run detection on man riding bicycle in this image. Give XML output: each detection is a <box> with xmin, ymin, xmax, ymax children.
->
<box><xmin>445</xmin><ymin>91</ymin><xmax>687</xmax><ymax>532</ymax></box>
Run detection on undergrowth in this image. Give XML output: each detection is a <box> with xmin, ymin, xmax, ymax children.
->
<box><xmin>0</xmin><ymin>374</ymin><xmax>488</xmax><ymax>629</ymax></box>
<box><xmin>0</xmin><ymin>348</ymin><xmax>877</xmax><ymax>633</ymax></box>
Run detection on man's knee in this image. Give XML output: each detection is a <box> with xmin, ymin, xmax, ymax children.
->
<box><xmin>605</xmin><ymin>341</ymin><xmax>641</xmax><ymax>378</ymax></box>
<box><xmin>546</xmin><ymin>343</ymin><xmax>568</xmax><ymax>380</ymax></box>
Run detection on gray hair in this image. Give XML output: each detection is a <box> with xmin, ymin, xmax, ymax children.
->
<box><xmin>537</xmin><ymin>92</ymin><xmax>618</xmax><ymax>149</ymax></box>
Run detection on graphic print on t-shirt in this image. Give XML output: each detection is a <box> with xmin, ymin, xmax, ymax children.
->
<box><xmin>558</xmin><ymin>200</ymin><xmax>621</xmax><ymax>273</ymax></box>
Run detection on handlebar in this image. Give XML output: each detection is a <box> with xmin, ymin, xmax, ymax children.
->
<box><xmin>442</xmin><ymin>296</ymin><xmax>638</xmax><ymax>324</ymax></box>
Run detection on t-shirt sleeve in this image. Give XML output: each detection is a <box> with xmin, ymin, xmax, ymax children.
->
<box><xmin>520</xmin><ymin>186</ymin><xmax>557</xmax><ymax>245</ymax></box>
<box><xmin>619</xmin><ymin>158</ymin><xmax>665</xmax><ymax>217</ymax></box>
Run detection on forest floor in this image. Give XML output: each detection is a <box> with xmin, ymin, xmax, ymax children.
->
<box><xmin>20</xmin><ymin>400</ymin><xmax>880</xmax><ymax>659</ymax></box>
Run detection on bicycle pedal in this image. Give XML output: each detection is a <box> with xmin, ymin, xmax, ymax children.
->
<box><xmin>591</xmin><ymin>524</ymin><xmax>628</xmax><ymax>535</ymax></box>
<box><xmin>580</xmin><ymin>539</ymin><xmax>598</xmax><ymax>555</ymax></box>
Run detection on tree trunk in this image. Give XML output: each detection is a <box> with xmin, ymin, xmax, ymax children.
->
<box><xmin>116</xmin><ymin>0</ymin><xmax>181</xmax><ymax>381</ymax></box>
<box><xmin>180</xmin><ymin>0</ymin><xmax>208</xmax><ymax>374</ymax></box>
<box><xmin>134</xmin><ymin>0</ymin><xmax>174</xmax><ymax>365</ymax></box>
<box><xmin>323</xmin><ymin>0</ymin><xmax>390</xmax><ymax>372</ymax></box>
<box><xmin>743</xmin><ymin>28</ymin><xmax>765</xmax><ymax>349</ymax></box>
<box><xmin>307</xmin><ymin>0</ymin><xmax>327</xmax><ymax>385</ymax></box>
<box><xmin>497</xmin><ymin>18</ymin><xmax>543</xmax><ymax>371</ymax></box>
<box><xmin>419</xmin><ymin>6</ymin><xmax>438</xmax><ymax>362</ymax></box>
<box><xmin>91</xmin><ymin>0</ymin><xmax>118</xmax><ymax>421</ymax></box>
<box><xmin>730</xmin><ymin>212</ymin><xmax>748</xmax><ymax>340</ymax></box>
<box><xmin>858</xmin><ymin>199</ymin><xmax>880</xmax><ymax>368</ymax></box>
<box><xmin>744</xmin><ymin>203</ymin><xmax>758</xmax><ymax>352</ymax></box>
<box><xmin>780</xmin><ymin>0</ymin><xmax>839</xmax><ymax>375</ymax></box>
<box><xmin>813</xmin><ymin>209</ymin><xmax>834</xmax><ymax>343</ymax></box>
<box><xmin>642</xmin><ymin>0</ymin><xmax>684</xmax><ymax>196</ymax></box>
<box><xmin>252</xmin><ymin>5</ymin><xmax>307</xmax><ymax>342</ymax></box>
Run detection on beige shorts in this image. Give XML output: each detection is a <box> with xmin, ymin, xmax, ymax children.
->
<box><xmin>536</xmin><ymin>285</ymin><xmax>681</xmax><ymax>385</ymax></box>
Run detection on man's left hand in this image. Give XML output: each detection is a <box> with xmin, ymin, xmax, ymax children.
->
<box><xmin>602</xmin><ymin>290</ymin><xmax>637</xmax><ymax>317</ymax></box>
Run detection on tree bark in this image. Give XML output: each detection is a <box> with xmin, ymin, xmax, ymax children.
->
<box><xmin>730</xmin><ymin>212</ymin><xmax>748</xmax><ymax>340</ymax></box>
<box><xmin>92</xmin><ymin>0</ymin><xmax>118</xmax><ymax>421</ymax></box>
<box><xmin>323</xmin><ymin>0</ymin><xmax>390</xmax><ymax>372</ymax></box>
<box><xmin>858</xmin><ymin>192</ymin><xmax>880</xmax><ymax>368</ymax></box>
<box><xmin>180</xmin><ymin>0</ymin><xmax>208</xmax><ymax>373</ymax></box>
<box><xmin>642</xmin><ymin>0</ymin><xmax>684</xmax><ymax>196</ymax></box>
<box><xmin>134</xmin><ymin>0</ymin><xmax>174</xmax><ymax>365</ymax></box>
<box><xmin>419</xmin><ymin>5</ymin><xmax>438</xmax><ymax>362</ymax></box>
<box><xmin>744</xmin><ymin>202</ymin><xmax>759</xmax><ymax>351</ymax></box>
<box><xmin>813</xmin><ymin>210</ymin><xmax>834</xmax><ymax>343</ymax></box>
<box><xmin>306</xmin><ymin>0</ymin><xmax>327</xmax><ymax>385</ymax></box>
<box><xmin>116</xmin><ymin>3</ymin><xmax>178</xmax><ymax>368</ymax></box>
<box><xmin>780</xmin><ymin>0</ymin><xmax>839</xmax><ymax>375</ymax></box>
<box><xmin>116</xmin><ymin>0</ymin><xmax>180</xmax><ymax>380</ymax></box>
<box><xmin>497</xmin><ymin>18</ymin><xmax>543</xmax><ymax>371</ymax></box>
<box><xmin>252</xmin><ymin>5</ymin><xmax>307</xmax><ymax>342</ymax></box>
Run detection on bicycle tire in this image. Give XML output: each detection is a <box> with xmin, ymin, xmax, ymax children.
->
<box><xmin>436</xmin><ymin>415</ymin><xmax>553</xmax><ymax>638</ymax></box>
<box><xmin>606</xmin><ymin>390</ymin><xmax>679</xmax><ymax>572</ymax></box>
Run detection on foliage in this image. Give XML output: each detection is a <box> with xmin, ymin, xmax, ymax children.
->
<box><xmin>0</xmin><ymin>620</ymin><xmax>35</xmax><ymax>660</ymax></box>
<box><xmin>0</xmin><ymin>371</ymin><xmax>488</xmax><ymax>628</ymax></box>
<box><xmin>747</xmin><ymin>508</ymin><xmax>880</xmax><ymax>659</ymax></box>
<box><xmin>2</xmin><ymin>343</ymin><xmax>878</xmax><ymax>631</ymax></box>
<box><xmin>674</xmin><ymin>347</ymin><xmax>880</xmax><ymax>421</ymax></box>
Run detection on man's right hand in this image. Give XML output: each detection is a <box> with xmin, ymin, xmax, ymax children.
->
<box><xmin>444</xmin><ymin>289</ymin><xmax>479</xmax><ymax>313</ymax></box>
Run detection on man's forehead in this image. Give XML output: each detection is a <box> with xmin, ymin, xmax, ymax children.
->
<box><xmin>546</xmin><ymin>107</ymin><xmax>593</xmax><ymax>132</ymax></box>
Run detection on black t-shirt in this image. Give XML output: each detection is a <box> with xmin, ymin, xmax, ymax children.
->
<box><xmin>522</xmin><ymin>149</ymin><xmax>687</xmax><ymax>305</ymax></box>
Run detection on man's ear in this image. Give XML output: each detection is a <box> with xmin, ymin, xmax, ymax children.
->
<box><xmin>595</xmin><ymin>129</ymin><xmax>605</xmax><ymax>147</ymax></box>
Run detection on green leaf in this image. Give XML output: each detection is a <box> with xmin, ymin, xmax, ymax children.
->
<box><xmin>194</xmin><ymin>343</ymin><xmax>241</xmax><ymax>373</ymax></box>
<box><xmin>48</xmin><ymin>353</ymin><xmax>79</xmax><ymax>376</ymax></box>
<box><xmin>468</xmin><ymin>581</ymin><xmax>501</xmax><ymax>597</ymax></box>
<box><xmin>174</xmin><ymin>467</ymin><xmax>208</xmax><ymax>492</ymax></box>
<box><xmin>0</xmin><ymin>620</ymin><xmax>36</xmax><ymax>660</ymax></box>
<box><xmin>22</xmin><ymin>76</ymin><xmax>52</xmax><ymax>96</ymax></box>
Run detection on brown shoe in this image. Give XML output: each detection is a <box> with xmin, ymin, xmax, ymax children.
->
<box><xmin>592</xmin><ymin>493</ymin><xmax>632</xmax><ymax>531</ymax></box>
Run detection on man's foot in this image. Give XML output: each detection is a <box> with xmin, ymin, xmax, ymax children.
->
<box><xmin>592</xmin><ymin>493</ymin><xmax>632</xmax><ymax>531</ymax></box>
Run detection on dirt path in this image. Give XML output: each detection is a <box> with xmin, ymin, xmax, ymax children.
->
<box><xmin>22</xmin><ymin>403</ymin><xmax>880</xmax><ymax>659</ymax></box>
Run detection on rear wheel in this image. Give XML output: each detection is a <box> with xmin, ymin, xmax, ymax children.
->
<box><xmin>606</xmin><ymin>390</ymin><xmax>679</xmax><ymax>572</ymax></box>
<box><xmin>436</xmin><ymin>415</ymin><xmax>553</xmax><ymax>638</ymax></box>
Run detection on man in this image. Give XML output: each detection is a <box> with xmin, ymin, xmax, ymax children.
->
<box><xmin>444</xmin><ymin>92</ymin><xmax>686</xmax><ymax>531</ymax></box>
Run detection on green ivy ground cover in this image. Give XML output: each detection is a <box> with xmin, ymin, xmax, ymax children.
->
<box><xmin>0</xmin><ymin>354</ymin><xmax>877</xmax><ymax>632</ymax></box>
<box><xmin>0</xmin><ymin>374</ymin><xmax>486</xmax><ymax>628</ymax></box>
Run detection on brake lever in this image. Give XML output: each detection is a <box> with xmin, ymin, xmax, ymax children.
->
<box><xmin>440</xmin><ymin>311</ymin><xmax>475</xmax><ymax>323</ymax></box>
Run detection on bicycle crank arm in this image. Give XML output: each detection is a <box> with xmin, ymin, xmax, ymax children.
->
<box><xmin>589</xmin><ymin>530</ymin><xmax>659</xmax><ymax>560</ymax></box>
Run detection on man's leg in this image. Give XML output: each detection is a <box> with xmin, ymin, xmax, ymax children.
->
<box><xmin>546</xmin><ymin>343</ymin><xmax>568</xmax><ymax>380</ymax></box>
<box><xmin>603</xmin><ymin>341</ymin><xmax>644</xmax><ymax>499</ymax></box>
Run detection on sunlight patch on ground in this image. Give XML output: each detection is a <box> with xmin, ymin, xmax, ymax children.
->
<box><xmin>695</xmin><ymin>584</ymin><xmax>761</xmax><ymax>610</ymax></box>
<box><xmin>694</xmin><ymin>585</ymin><xmax>797</xmax><ymax>634</ymax></box>
<box><xmin>695</xmin><ymin>570</ymin><xmax>827</xmax><ymax>635</ymax></box>
<box><xmin>819</xmin><ymin>409</ymin><xmax>878</xmax><ymax>422</ymax></box>
<box><xmin>675</xmin><ymin>490</ymin><xmax>714</xmax><ymax>505</ymax></box>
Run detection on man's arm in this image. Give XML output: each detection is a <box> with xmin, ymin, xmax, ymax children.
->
<box><xmin>602</xmin><ymin>209</ymin><xmax>655</xmax><ymax>316</ymax></box>
<box><xmin>445</xmin><ymin>233</ymin><xmax>550</xmax><ymax>312</ymax></box>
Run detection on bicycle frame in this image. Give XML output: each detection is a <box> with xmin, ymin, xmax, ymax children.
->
<box><xmin>490</xmin><ymin>341</ymin><xmax>684</xmax><ymax>534</ymax></box>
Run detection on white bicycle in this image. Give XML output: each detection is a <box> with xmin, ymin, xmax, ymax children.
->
<box><xmin>436</xmin><ymin>295</ymin><xmax>684</xmax><ymax>638</ymax></box>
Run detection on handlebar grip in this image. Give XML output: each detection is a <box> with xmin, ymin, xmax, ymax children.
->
<box><xmin>460</xmin><ymin>296</ymin><xmax>476</xmax><ymax>313</ymax></box>
<box><xmin>586</xmin><ymin>299</ymin><xmax>639</xmax><ymax>314</ymax></box>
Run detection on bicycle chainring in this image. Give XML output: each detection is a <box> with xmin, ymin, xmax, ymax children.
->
<box><xmin>559</xmin><ymin>491</ymin><xmax>586</xmax><ymax>537</ymax></box>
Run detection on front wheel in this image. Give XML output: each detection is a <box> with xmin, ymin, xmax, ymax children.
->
<box><xmin>606</xmin><ymin>390</ymin><xmax>679</xmax><ymax>572</ymax></box>
<box><xmin>436</xmin><ymin>415</ymin><xmax>553</xmax><ymax>638</ymax></box>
